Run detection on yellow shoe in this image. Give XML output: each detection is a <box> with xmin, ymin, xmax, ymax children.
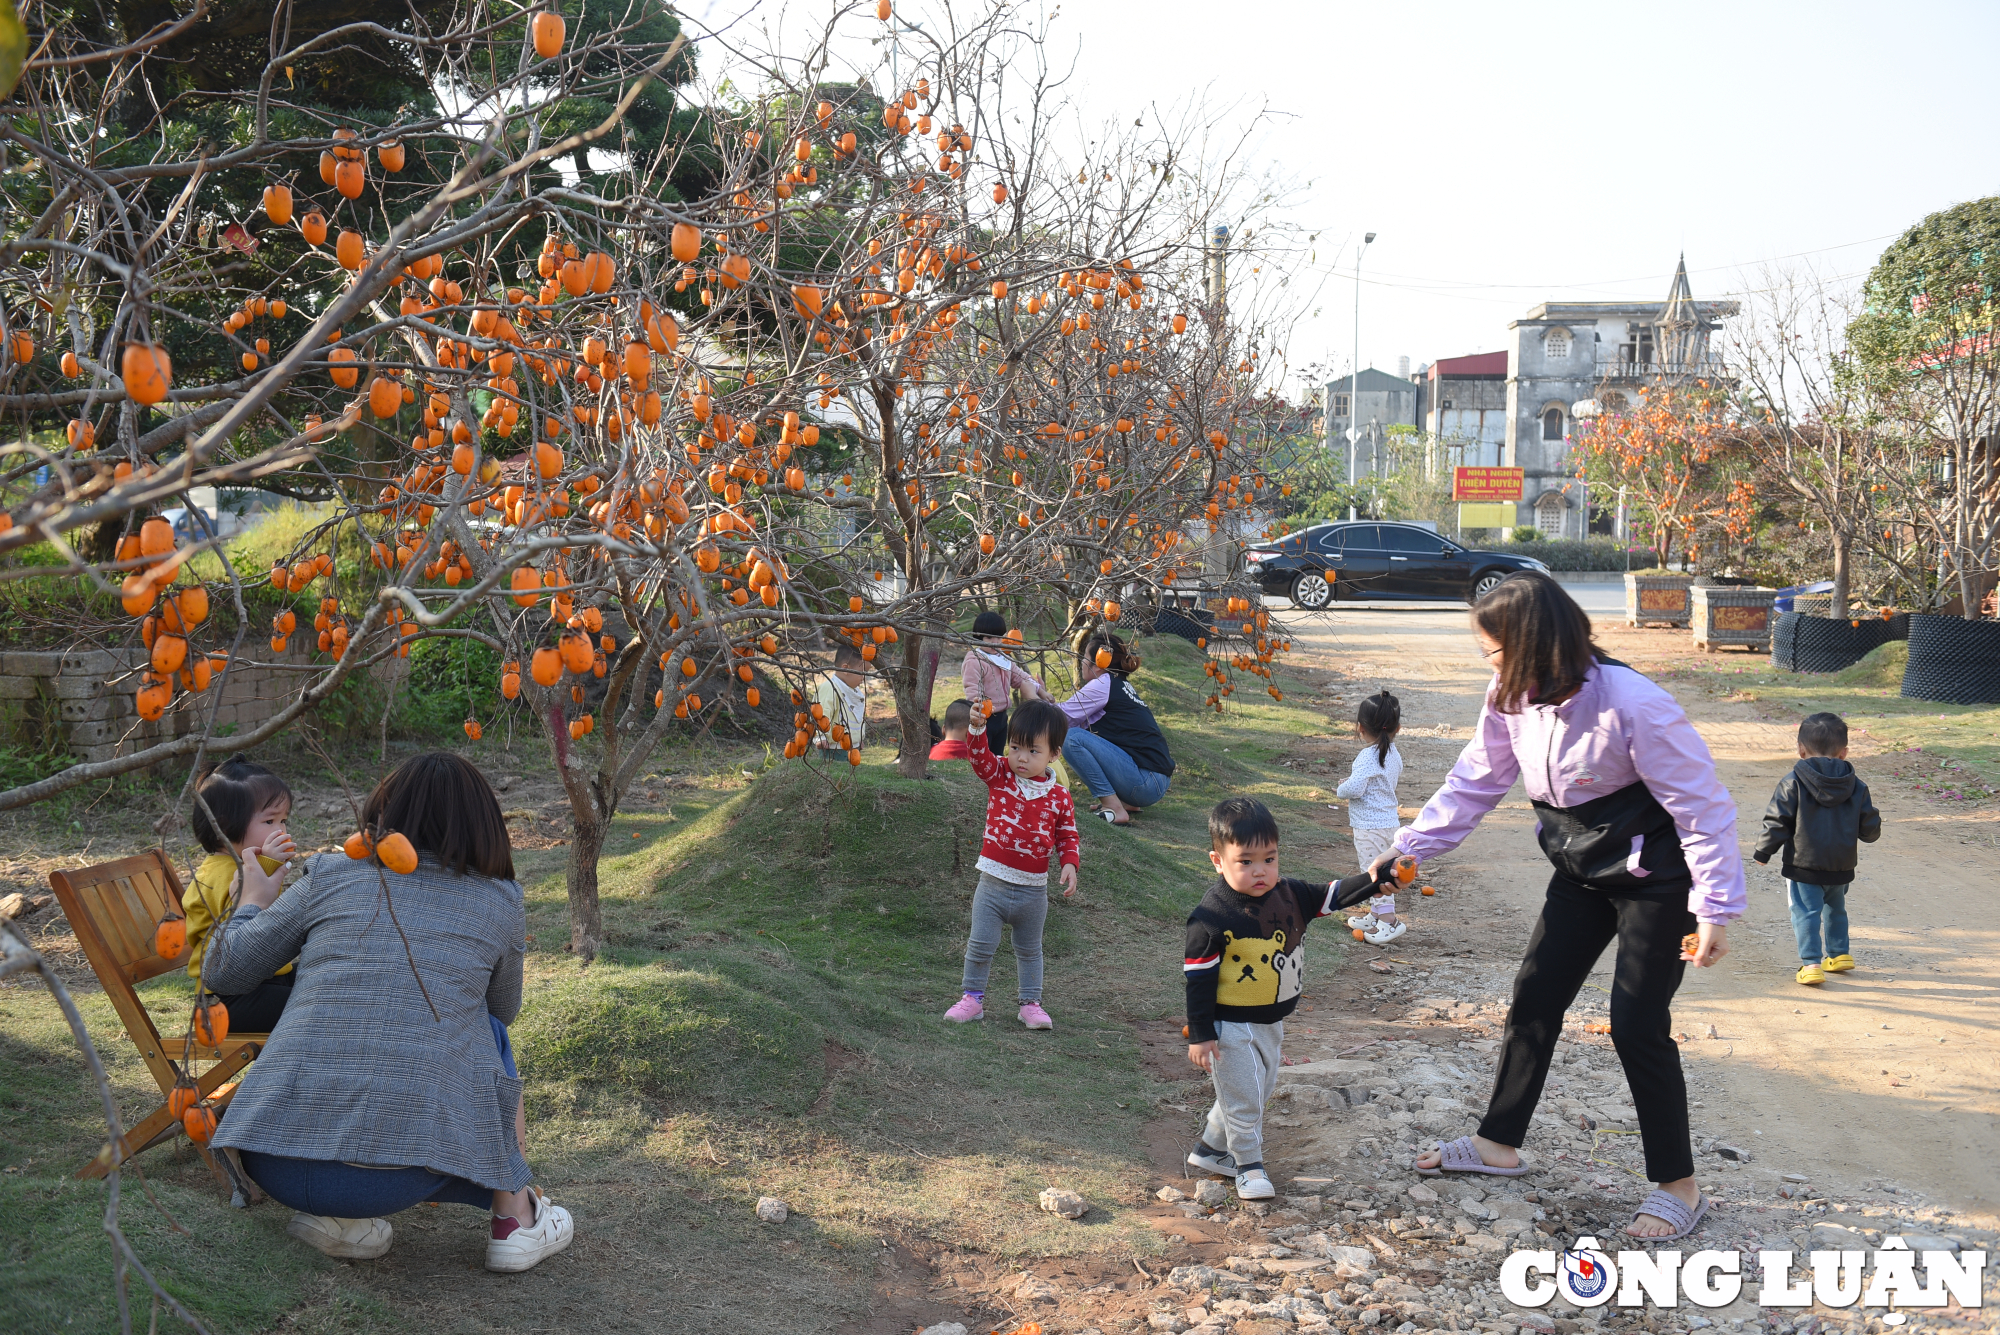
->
<box><xmin>1796</xmin><ymin>964</ymin><xmax>1826</xmax><ymax>986</ymax></box>
<box><xmin>1823</xmin><ymin>954</ymin><xmax>1855</xmax><ymax>973</ymax></box>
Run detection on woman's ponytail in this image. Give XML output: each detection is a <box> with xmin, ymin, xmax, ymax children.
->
<box><xmin>1077</xmin><ymin>628</ymin><xmax>1140</xmax><ymax>676</ymax></box>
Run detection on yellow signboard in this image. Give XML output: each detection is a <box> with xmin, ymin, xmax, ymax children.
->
<box><xmin>1457</xmin><ymin>503</ymin><xmax>1516</xmax><ymax>528</ymax></box>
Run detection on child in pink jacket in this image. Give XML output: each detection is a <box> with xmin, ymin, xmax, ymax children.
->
<box><xmin>961</xmin><ymin>610</ymin><xmax>1053</xmax><ymax>758</ymax></box>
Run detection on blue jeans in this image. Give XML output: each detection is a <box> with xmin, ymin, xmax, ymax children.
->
<box><xmin>240</xmin><ymin>1152</ymin><xmax>496</xmax><ymax>1215</ymax></box>
<box><xmin>241</xmin><ymin>1015</ymin><xmax>519</xmax><ymax>1216</ymax></box>
<box><xmin>1062</xmin><ymin>729</ymin><xmax>1171</xmax><ymax>808</ymax></box>
<box><xmin>961</xmin><ymin>873</ymin><xmax>1049</xmax><ymax>1002</ymax></box>
<box><xmin>1787</xmin><ymin>880</ymin><xmax>1850</xmax><ymax>964</ymax></box>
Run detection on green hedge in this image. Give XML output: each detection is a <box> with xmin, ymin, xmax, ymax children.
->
<box><xmin>1484</xmin><ymin>538</ymin><xmax>1659</xmax><ymax>572</ymax></box>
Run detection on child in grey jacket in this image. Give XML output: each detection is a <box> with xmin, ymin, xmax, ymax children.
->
<box><xmin>1753</xmin><ymin>712</ymin><xmax>1881</xmax><ymax>986</ymax></box>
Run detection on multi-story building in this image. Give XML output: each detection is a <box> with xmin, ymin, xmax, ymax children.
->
<box><xmin>1503</xmin><ymin>257</ymin><xmax>1737</xmax><ymax>536</ymax></box>
<box><xmin>1414</xmin><ymin>351</ymin><xmax>1509</xmax><ymax>468</ymax></box>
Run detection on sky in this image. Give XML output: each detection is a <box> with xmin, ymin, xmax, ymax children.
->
<box><xmin>684</xmin><ymin>0</ymin><xmax>2000</xmax><ymax>397</ymax></box>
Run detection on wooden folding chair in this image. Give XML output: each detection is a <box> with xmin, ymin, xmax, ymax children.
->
<box><xmin>47</xmin><ymin>851</ymin><xmax>268</xmax><ymax>1182</ymax></box>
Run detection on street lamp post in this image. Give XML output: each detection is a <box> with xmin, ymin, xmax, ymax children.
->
<box><xmin>1346</xmin><ymin>231</ymin><xmax>1375</xmax><ymax>521</ymax></box>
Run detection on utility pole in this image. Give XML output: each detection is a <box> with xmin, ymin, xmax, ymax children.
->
<box><xmin>885</xmin><ymin>15</ymin><xmax>926</xmax><ymax>104</ymax></box>
<box><xmin>1347</xmin><ymin>232</ymin><xmax>1375</xmax><ymax>521</ymax></box>
<box><xmin>1207</xmin><ymin>224</ymin><xmax>1229</xmax><ymax>309</ymax></box>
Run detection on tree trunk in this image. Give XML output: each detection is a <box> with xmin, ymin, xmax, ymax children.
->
<box><xmin>1830</xmin><ymin>531</ymin><xmax>1851</xmax><ymax>620</ymax></box>
<box><xmin>565</xmin><ymin>817</ymin><xmax>606</xmax><ymax>959</ymax></box>
<box><xmin>1954</xmin><ymin>504</ymin><xmax>1978</xmax><ymax>620</ymax></box>
<box><xmin>891</xmin><ymin>631</ymin><xmax>938</xmax><ymax>779</ymax></box>
<box><xmin>545</xmin><ymin>701</ymin><xmax>606</xmax><ymax>959</ymax></box>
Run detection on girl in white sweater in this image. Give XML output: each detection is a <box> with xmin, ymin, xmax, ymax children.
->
<box><xmin>1338</xmin><ymin>690</ymin><xmax>1406</xmax><ymax>944</ymax></box>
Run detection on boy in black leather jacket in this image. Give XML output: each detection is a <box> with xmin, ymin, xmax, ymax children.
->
<box><xmin>1753</xmin><ymin>713</ymin><xmax>1881</xmax><ymax>986</ymax></box>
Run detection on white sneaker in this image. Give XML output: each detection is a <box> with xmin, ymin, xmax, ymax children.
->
<box><xmin>1235</xmin><ymin>1167</ymin><xmax>1276</xmax><ymax>1200</ymax></box>
<box><xmin>1186</xmin><ymin>1143</ymin><xmax>1236</xmax><ymax>1177</ymax></box>
<box><xmin>286</xmin><ymin>1212</ymin><xmax>392</xmax><ymax>1259</ymax></box>
<box><xmin>486</xmin><ymin>1189</ymin><xmax>574</xmax><ymax>1273</ymax></box>
<box><xmin>1346</xmin><ymin>912</ymin><xmax>1378</xmax><ymax>931</ymax></box>
<box><xmin>1364</xmin><ymin>920</ymin><xmax>1407</xmax><ymax>945</ymax></box>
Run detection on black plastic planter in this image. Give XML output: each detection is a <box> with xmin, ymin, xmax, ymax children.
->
<box><xmin>1900</xmin><ymin>614</ymin><xmax>2000</xmax><ymax>704</ymax></box>
<box><xmin>1771</xmin><ymin>613</ymin><xmax>1896</xmax><ymax>674</ymax></box>
<box><xmin>1149</xmin><ymin>606</ymin><xmax>1212</xmax><ymax>645</ymax></box>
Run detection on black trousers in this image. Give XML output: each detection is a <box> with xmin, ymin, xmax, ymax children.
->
<box><xmin>217</xmin><ymin>972</ymin><xmax>295</xmax><ymax>1033</ymax></box>
<box><xmin>985</xmin><ymin>707</ymin><xmax>1009</xmax><ymax>756</ymax></box>
<box><xmin>1477</xmin><ymin>874</ymin><xmax>1697</xmax><ymax>1183</ymax></box>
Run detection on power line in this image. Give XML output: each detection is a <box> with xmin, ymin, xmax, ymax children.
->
<box><xmin>1291</xmin><ymin>232</ymin><xmax>1896</xmax><ymax>299</ymax></box>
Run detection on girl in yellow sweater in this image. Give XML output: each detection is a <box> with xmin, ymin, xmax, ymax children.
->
<box><xmin>185</xmin><ymin>757</ymin><xmax>298</xmax><ymax>1031</ymax></box>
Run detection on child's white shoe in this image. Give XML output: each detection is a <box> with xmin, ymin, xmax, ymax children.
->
<box><xmin>1235</xmin><ymin>1167</ymin><xmax>1276</xmax><ymax>1200</ymax></box>
<box><xmin>1364</xmin><ymin>920</ymin><xmax>1407</xmax><ymax>945</ymax></box>
<box><xmin>1346</xmin><ymin>912</ymin><xmax>1378</xmax><ymax>930</ymax></box>
<box><xmin>1186</xmin><ymin>1143</ymin><xmax>1236</xmax><ymax>1177</ymax></box>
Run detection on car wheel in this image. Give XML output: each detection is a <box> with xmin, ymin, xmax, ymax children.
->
<box><xmin>1469</xmin><ymin>570</ymin><xmax>1509</xmax><ymax>604</ymax></box>
<box><xmin>1290</xmin><ymin>571</ymin><xmax>1334</xmax><ymax>610</ymax></box>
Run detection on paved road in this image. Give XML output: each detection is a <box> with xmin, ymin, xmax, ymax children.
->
<box><xmin>1258</xmin><ymin>578</ymin><xmax>1625</xmax><ymax>619</ymax></box>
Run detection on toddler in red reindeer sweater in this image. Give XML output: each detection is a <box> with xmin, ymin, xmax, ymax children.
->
<box><xmin>945</xmin><ymin>699</ymin><xmax>1080</xmax><ymax>1030</ymax></box>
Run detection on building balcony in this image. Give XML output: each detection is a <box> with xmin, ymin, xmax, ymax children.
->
<box><xmin>1594</xmin><ymin>356</ymin><xmax>1732</xmax><ymax>384</ymax></box>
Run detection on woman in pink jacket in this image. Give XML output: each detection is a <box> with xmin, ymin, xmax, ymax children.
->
<box><xmin>961</xmin><ymin>610</ymin><xmax>1053</xmax><ymax>757</ymax></box>
<box><xmin>1377</xmin><ymin>572</ymin><xmax>1742</xmax><ymax>1242</ymax></box>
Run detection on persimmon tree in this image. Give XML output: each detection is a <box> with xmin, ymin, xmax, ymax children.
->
<box><xmin>1571</xmin><ymin>381</ymin><xmax>1748</xmax><ymax>570</ymax></box>
<box><xmin>0</xmin><ymin>0</ymin><xmax>1300</xmax><ymax>966</ymax></box>
<box><xmin>0</xmin><ymin>0</ymin><xmax>713</xmax><ymax>899</ymax></box>
<box><xmin>466</xmin><ymin>1</ymin><xmax>1304</xmax><ymax>952</ymax></box>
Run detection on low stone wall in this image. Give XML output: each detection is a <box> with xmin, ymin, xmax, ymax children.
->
<box><xmin>0</xmin><ymin>643</ymin><xmax>317</xmax><ymax>767</ymax></box>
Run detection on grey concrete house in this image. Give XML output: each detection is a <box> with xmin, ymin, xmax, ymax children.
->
<box><xmin>1504</xmin><ymin>257</ymin><xmax>1737</xmax><ymax>535</ymax></box>
<box><xmin>1319</xmin><ymin>367</ymin><xmax>1418</xmax><ymax>481</ymax></box>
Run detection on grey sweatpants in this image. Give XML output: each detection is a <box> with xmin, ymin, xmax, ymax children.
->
<box><xmin>1201</xmin><ymin>1019</ymin><xmax>1284</xmax><ymax>1169</ymax></box>
<box><xmin>960</xmin><ymin>872</ymin><xmax>1049</xmax><ymax>1002</ymax></box>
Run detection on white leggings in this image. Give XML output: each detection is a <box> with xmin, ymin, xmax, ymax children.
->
<box><xmin>1351</xmin><ymin>826</ymin><xmax>1397</xmax><ymax>871</ymax></box>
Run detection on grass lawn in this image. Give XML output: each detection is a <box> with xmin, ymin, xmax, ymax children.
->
<box><xmin>0</xmin><ymin>632</ymin><xmax>1358</xmax><ymax>1333</ymax></box>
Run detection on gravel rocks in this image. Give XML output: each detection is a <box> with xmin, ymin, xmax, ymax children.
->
<box><xmin>753</xmin><ymin>1196</ymin><xmax>788</xmax><ymax>1223</ymax></box>
<box><xmin>1810</xmin><ymin>1222</ymin><xmax>1869</xmax><ymax>1249</ymax></box>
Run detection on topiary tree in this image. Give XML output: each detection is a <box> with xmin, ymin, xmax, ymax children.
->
<box><xmin>1850</xmin><ymin>198</ymin><xmax>2000</xmax><ymax>618</ymax></box>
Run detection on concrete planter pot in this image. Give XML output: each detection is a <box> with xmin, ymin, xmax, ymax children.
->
<box><xmin>1624</xmin><ymin>573</ymin><xmax>1694</xmax><ymax>627</ymax></box>
<box><xmin>1691</xmin><ymin>585</ymin><xmax>1779</xmax><ymax>652</ymax></box>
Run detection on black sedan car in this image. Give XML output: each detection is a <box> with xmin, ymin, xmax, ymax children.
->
<box><xmin>1241</xmin><ymin>521</ymin><xmax>1549</xmax><ymax>609</ymax></box>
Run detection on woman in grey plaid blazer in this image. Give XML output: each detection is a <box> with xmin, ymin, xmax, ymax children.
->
<box><xmin>206</xmin><ymin>751</ymin><xmax>574</xmax><ymax>1273</ymax></box>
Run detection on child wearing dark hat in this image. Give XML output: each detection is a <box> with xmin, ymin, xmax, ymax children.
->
<box><xmin>960</xmin><ymin>610</ymin><xmax>1053</xmax><ymax>758</ymax></box>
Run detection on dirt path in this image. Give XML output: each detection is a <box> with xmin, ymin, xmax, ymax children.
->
<box><xmin>1268</xmin><ymin>594</ymin><xmax>2000</xmax><ymax>1226</ymax></box>
<box><xmin>928</xmin><ymin>600</ymin><xmax>1995</xmax><ymax>1335</ymax></box>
